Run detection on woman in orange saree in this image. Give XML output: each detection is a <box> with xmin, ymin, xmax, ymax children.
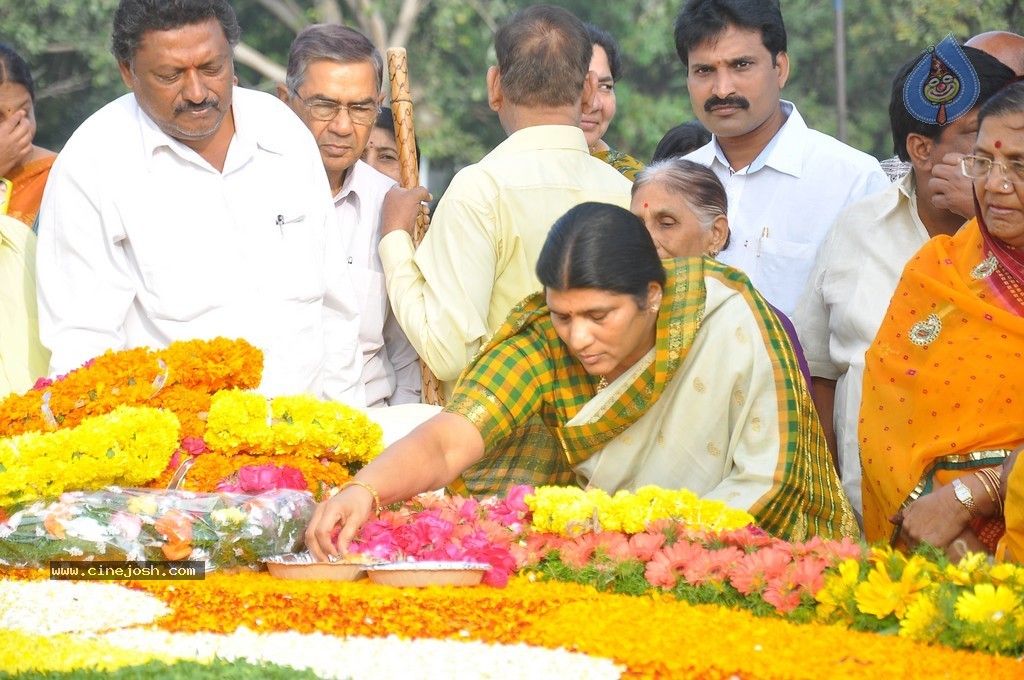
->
<box><xmin>0</xmin><ymin>43</ymin><xmax>56</xmax><ymax>228</ymax></box>
<box><xmin>859</xmin><ymin>81</ymin><xmax>1024</xmax><ymax>556</ymax></box>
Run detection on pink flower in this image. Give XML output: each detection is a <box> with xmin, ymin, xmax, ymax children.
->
<box><xmin>592</xmin><ymin>532</ymin><xmax>632</xmax><ymax>563</ymax></box>
<box><xmin>511</xmin><ymin>533</ymin><xmax>561</xmax><ymax>569</ymax></box>
<box><xmin>485</xmin><ymin>485</ymin><xmax>532</xmax><ymax>530</ymax></box>
<box><xmin>410</xmin><ymin>512</ymin><xmax>454</xmax><ymax>547</ymax></box>
<box><xmin>729</xmin><ymin>548</ymin><xmax>792</xmax><ymax>595</ymax></box>
<box><xmin>109</xmin><ymin>511</ymin><xmax>143</xmax><ymax>541</ymax></box>
<box><xmin>716</xmin><ymin>526</ymin><xmax>776</xmax><ymax>550</ymax></box>
<box><xmin>645</xmin><ymin>551</ymin><xmax>680</xmax><ymax>588</ymax></box>
<box><xmin>457</xmin><ymin>497</ymin><xmax>481</xmax><ymax>522</ymax></box>
<box><xmin>763</xmin><ymin>580</ymin><xmax>802</xmax><ymax>613</ymax></box>
<box><xmin>390</xmin><ymin>524</ymin><xmax>427</xmax><ymax>555</ymax></box>
<box><xmin>628</xmin><ymin>531</ymin><xmax>667</xmax><ymax>562</ymax></box>
<box><xmin>247</xmin><ymin>464</ymin><xmax>305</xmax><ymax>491</ymax></box>
<box><xmin>32</xmin><ymin>376</ymin><xmax>53</xmax><ymax>390</ymax></box>
<box><xmin>181</xmin><ymin>437</ymin><xmax>207</xmax><ymax>455</ymax></box>
<box><xmin>820</xmin><ymin>537</ymin><xmax>863</xmax><ymax>562</ymax></box>
<box><xmin>219</xmin><ymin>464</ymin><xmax>306</xmax><ymax>493</ymax></box>
<box><xmin>684</xmin><ymin>546</ymin><xmax>743</xmax><ymax>586</ymax></box>
<box><xmin>789</xmin><ymin>556</ymin><xmax>828</xmax><ymax>595</ymax></box>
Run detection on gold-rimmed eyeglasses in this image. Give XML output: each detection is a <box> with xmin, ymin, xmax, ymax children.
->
<box><xmin>295</xmin><ymin>94</ymin><xmax>379</xmax><ymax>125</ymax></box>
<box><xmin>961</xmin><ymin>155</ymin><xmax>1024</xmax><ymax>185</ymax></box>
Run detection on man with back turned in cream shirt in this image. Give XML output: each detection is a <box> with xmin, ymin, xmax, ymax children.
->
<box><xmin>676</xmin><ymin>0</ymin><xmax>888</xmax><ymax>316</ymax></box>
<box><xmin>379</xmin><ymin>5</ymin><xmax>633</xmax><ymax>400</ymax></box>
<box><xmin>35</xmin><ymin>0</ymin><xmax>364</xmax><ymax>403</ymax></box>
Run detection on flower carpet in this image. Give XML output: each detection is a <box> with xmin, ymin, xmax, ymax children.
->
<box><xmin>2</xmin><ymin>338</ymin><xmax>1024</xmax><ymax>677</ymax></box>
<box><xmin>1</xmin><ymin>569</ymin><xmax>1022</xmax><ymax>679</ymax></box>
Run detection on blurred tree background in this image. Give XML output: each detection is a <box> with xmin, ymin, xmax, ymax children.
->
<box><xmin>3</xmin><ymin>0</ymin><xmax>1021</xmax><ymax>178</ymax></box>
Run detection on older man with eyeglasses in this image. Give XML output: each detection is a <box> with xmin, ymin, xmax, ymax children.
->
<box><xmin>279</xmin><ymin>24</ymin><xmax>421</xmax><ymax>408</ymax></box>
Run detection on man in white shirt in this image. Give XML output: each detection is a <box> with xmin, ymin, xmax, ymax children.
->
<box><xmin>793</xmin><ymin>46</ymin><xmax>1015</xmax><ymax>519</ymax></box>
<box><xmin>278</xmin><ymin>24</ymin><xmax>420</xmax><ymax>407</ymax></box>
<box><xmin>674</xmin><ymin>0</ymin><xmax>889</xmax><ymax>316</ymax></box>
<box><xmin>35</xmin><ymin>0</ymin><xmax>363</xmax><ymax>403</ymax></box>
<box><xmin>379</xmin><ymin>5</ymin><xmax>632</xmax><ymax>400</ymax></box>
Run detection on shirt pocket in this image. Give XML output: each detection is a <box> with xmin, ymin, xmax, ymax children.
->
<box><xmin>757</xmin><ymin>235</ymin><xmax>817</xmax><ymax>312</ymax></box>
<box><xmin>264</xmin><ymin>218</ymin><xmax>326</xmax><ymax>304</ymax></box>
<box><xmin>125</xmin><ymin>211</ymin><xmax>232</xmax><ymax>323</ymax></box>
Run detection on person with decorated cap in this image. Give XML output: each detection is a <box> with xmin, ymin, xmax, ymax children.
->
<box><xmin>794</xmin><ymin>37</ymin><xmax>1015</xmax><ymax>523</ymax></box>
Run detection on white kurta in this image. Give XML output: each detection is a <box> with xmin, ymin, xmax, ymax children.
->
<box><xmin>35</xmin><ymin>88</ymin><xmax>364</xmax><ymax>404</ymax></box>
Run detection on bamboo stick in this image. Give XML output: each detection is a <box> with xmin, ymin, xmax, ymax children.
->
<box><xmin>386</xmin><ymin>47</ymin><xmax>444</xmax><ymax>406</ymax></box>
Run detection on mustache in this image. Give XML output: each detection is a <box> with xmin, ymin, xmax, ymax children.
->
<box><xmin>704</xmin><ymin>96</ymin><xmax>749</xmax><ymax>112</ymax></box>
<box><xmin>174</xmin><ymin>99</ymin><xmax>220</xmax><ymax>114</ymax></box>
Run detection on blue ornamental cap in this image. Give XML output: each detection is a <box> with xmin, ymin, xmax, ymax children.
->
<box><xmin>903</xmin><ymin>33</ymin><xmax>979</xmax><ymax>126</ymax></box>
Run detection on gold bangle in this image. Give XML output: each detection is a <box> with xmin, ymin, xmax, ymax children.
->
<box><xmin>338</xmin><ymin>480</ymin><xmax>381</xmax><ymax>516</ymax></box>
<box><xmin>974</xmin><ymin>470</ymin><xmax>998</xmax><ymax>508</ymax></box>
<box><xmin>981</xmin><ymin>467</ymin><xmax>1004</xmax><ymax>517</ymax></box>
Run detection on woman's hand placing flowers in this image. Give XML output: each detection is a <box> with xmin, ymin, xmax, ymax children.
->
<box><xmin>305</xmin><ymin>482</ymin><xmax>377</xmax><ymax>561</ymax></box>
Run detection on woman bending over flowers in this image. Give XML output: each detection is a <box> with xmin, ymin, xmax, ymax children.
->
<box><xmin>307</xmin><ymin>203</ymin><xmax>857</xmax><ymax>559</ymax></box>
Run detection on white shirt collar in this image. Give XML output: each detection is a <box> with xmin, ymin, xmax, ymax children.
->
<box><xmin>135</xmin><ymin>87</ymin><xmax>287</xmax><ymax>174</ymax></box>
<box><xmin>697</xmin><ymin>100</ymin><xmax>808</xmax><ymax>178</ymax></box>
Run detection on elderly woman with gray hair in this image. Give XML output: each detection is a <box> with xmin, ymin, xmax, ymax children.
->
<box><xmin>631</xmin><ymin>157</ymin><xmax>811</xmax><ymax>389</ymax></box>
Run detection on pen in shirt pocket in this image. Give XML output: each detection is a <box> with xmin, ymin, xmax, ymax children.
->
<box><xmin>275</xmin><ymin>213</ymin><xmax>305</xmax><ymax>236</ymax></box>
<box><xmin>756</xmin><ymin>227</ymin><xmax>769</xmax><ymax>257</ymax></box>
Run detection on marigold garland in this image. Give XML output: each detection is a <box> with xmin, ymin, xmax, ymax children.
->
<box><xmin>0</xmin><ymin>405</ymin><xmax>180</xmax><ymax>505</ymax></box>
<box><xmin>203</xmin><ymin>390</ymin><xmax>383</xmax><ymax>464</ymax></box>
<box><xmin>527</xmin><ymin>485</ymin><xmax>754</xmax><ymax>536</ymax></box>
<box><xmin>0</xmin><ymin>337</ymin><xmax>262</xmax><ymax>440</ymax></box>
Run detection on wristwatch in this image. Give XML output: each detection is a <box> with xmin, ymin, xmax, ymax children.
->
<box><xmin>951</xmin><ymin>478</ymin><xmax>978</xmax><ymax>518</ymax></box>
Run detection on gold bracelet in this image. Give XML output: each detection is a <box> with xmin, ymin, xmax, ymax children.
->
<box><xmin>338</xmin><ymin>480</ymin><xmax>381</xmax><ymax>516</ymax></box>
<box><xmin>981</xmin><ymin>467</ymin><xmax>1005</xmax><ymax>517</ymax></box>
<box><xmin>974</xmin><ymin>470</ymin><xmax>998</xmax><ymax>510</ymax></box>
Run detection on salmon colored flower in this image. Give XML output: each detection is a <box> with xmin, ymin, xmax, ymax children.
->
<box><xmin>154</xmin><ymin>509</ymin><xmax>194</xmax><ymax>560</ymax></box>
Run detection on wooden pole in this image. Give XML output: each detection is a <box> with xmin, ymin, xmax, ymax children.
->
<box><xmin>386</xmin><ymin>47</ymin><xmax>445</xmax><ymax>406</ymax></box>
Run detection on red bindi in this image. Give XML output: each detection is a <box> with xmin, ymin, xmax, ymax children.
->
<box><xmin>995</xmin><ymin>141</ymin><xmax>1002</xmax><ymax>148</ymax></box>
<box><xmin>644</xmin><ymin>203</ymin><xmax>649</xmax><ymax>208</ymax></box>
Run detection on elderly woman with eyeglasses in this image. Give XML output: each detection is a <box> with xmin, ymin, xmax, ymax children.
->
<box><xmin>859</xmin><ymin>81</ymin><xmax>1024</xmax><ymax>560</ymax></box>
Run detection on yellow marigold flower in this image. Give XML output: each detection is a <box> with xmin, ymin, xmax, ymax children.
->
<box><xmin>945</xmin><ymin>551</ymin><xmax>989</xmax><ymax>586</ymax></box>
<box><xmin>0</xmin><ymin>406</ymin><xmax>179</xmax><ymax>505</ymax></box>
<box><xmin>898</xmin><ymin>593</ymin><xmax>942</xmax><ymax>643</ymax></box>
<box><xmin>526</xmin><ymin>485</ymin><xmax>752</xmax><ymax>537</ymax></box>
<box><xmin>855</xmin><ymin>558</ymin><xmax>931</xmax><ymax>620</ymax></box>
<box><xmin>989</xmin><ymin>563</ymin><xmax>1024</xmax><ymax>589</ymax></box>
<box><xmin>204</xmin><ymin>391</ymin><xmax>383</xmax><ymax>463</ymax></box>
<box><xmin>954</xmin><ymin>583</ymin><xmax>1022</xmax><ymax>625</ymax></box>
<box><xmin>816</xmin><ymin>557</ymin><xmax>863</xmax><ymax>620</ymax></box>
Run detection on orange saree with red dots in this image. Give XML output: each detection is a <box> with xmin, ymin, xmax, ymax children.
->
<box><xmin>859</xmin><ymin>217</ymin><xmax>1024</xmax><ymax>544</ymax></box>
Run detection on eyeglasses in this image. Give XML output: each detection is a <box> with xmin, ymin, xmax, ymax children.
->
<box><xmin>295</xmin><ymin>94</ymin><xmax>379</xmax><ymax>125</ymax></box>
<box><xmin>960</xmin><ymin>155</ymin><xmax>1024</xmax><ymax>185</ymax></box>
